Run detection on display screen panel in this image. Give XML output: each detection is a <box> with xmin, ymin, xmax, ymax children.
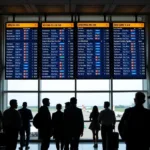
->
<box><xmin>5</xmin><ymin>23</ymin><xmax>38</xmax><ymax>79</ymax></box>
<box><xmin>77</xmin><ymin>23</ymin><xmax>110</xmax><ymax>79</ymax></box>
<box><xmin>113</xmin><ymin>23</ymin><xmax>146</xmax><ymax>79</ymax></box>
<box><xmin>41</xmin><ymin>23</ymin><xmax>74</xmax><ymax>79</ymax></box>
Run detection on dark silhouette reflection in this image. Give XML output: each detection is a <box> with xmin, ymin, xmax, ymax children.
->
<box><xmin>19</xmin><ymin>102</ymin><xmax>33</xmax><ymax>150</ymax></box>
<box><xmin>89</xmin><ymin>106</ymin><xmax>100</xmax><ymax>148</ymax></box>
<box><xmin>0</xmin><ymin>110</ymin><xmax>2</xmax><ymax>130</ymax></box>
<box><xmin>99</xmin><ymin>101</ymin><xmax>116</xmax><ymax>150</ymax></box>
<box><xmin>119</xmin><ymin>92</ymin><xmax>150</xmax><ymax>150</ymax></box>
<box><xmin>3</xmin><ymin>99</ymin><xmax>21</xmax><ymax>150</ymax></box>
<box><xmin>52</xmin><ymin>104</ymin><xmax>64</xmax><ymax>150</ymax></box>
<box><xmin>64</xmin><ymin>97</ymin><xmax>84</xmax><ymax>150</ymax></box>
<box><xmin>39</xmin><ymin>98</ymin><xmax>52</xmax><ymax>150</ymax></box>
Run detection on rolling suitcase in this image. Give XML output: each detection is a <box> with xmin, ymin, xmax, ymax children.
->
<box><xmin>111</xmin><ymin>131</ymin><xmax>119</xmax><ymax>150</ymax></box>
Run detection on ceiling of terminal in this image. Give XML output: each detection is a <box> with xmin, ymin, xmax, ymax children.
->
<box><xmin>0</xmin><ymin>0</ymin><xmax>150</xmax><ymax>14</ymax></box>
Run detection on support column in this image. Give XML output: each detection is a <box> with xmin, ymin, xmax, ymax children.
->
<box><xmin>146</xmin><ymin>15</ymin><xmax>150</xmax><ymax>109</ymax></box>
<box><xmin>0</xmin><ymin>16</ymin><xmax>4</xmax><ymax>111</ymax></box>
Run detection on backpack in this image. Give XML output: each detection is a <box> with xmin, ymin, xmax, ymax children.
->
<box><xmin>33</xmin><ymin>113</ymin><xmax>41</xmax><ymax>129</ymax></box>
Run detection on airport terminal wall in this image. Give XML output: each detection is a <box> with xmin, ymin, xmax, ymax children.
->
<box><xmin>0</xmin><ymin>14</ymin><xmax>150</xmax><ymax>140</ymax></box>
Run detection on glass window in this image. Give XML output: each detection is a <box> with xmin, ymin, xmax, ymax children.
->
<box><xmin>40</xmin><ymin>93</ymin><xmax>75</xmax><ymax>113</ymax></box>
<box><xmin>7</xmin><ymin>93</ymin><xmax>38</xmax><ymax>117</ymax></box>
<box><xmin>113</xmin><ymin>80</ymin><xmax>143</xmax><ymax>91</ymax></box>
<box><xmin>77</xmin><ymin>93</ymin><xmax>109</xmax><ymax>120</ymax></box>
<box><xmin>115</xmin><ymin>122</ymin><xmax>121</xmax><ymax>139</ymax></box>
<box><xmin>41</xmin><ymin>80</ymin><xmax>75</xmax><ymax>91</ymax></box>
<box><xmin>113</xmin><ymin>92</ymin><xmax>147</xmax><ymax>120</ymax></box>
<box><xmin>30</xmin><ymin>122</ymin><xmax>38</xmax><ymax>140</ymax></box>
<box><xmin>81</xmin><ymin>122</ymin><xmax>96</xmax><ymax>139</ymax></box>
<box><xmin>7</xmin><ymin>80</ymin><xmax>38</xmax><ymax>91</ymax></box>
<box><xmin>77</xmin><ymin>80</ymin><xmax>109</xmax><ymax>91</ymax></box>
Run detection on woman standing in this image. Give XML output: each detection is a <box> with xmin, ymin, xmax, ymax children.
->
<box><xmin>89</xmin><ymin>106</ymin><xmax>100</xmax><ymax>148</ymax></box>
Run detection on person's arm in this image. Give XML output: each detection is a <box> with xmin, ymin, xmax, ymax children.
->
<box><xmin>113</xmin><ymin>111</ymin><xmax>116</xmax><ymax>126</ymax></box>
<box><xmin>29</xmin><ymin>110</ymin><xmax>33</xmax><ymax>120</ymax></box>
<box><xmin>80</xmin><ymin>109</ymin><xmax>84</xmax><ymax>137</ymax></box>
<box><xmin>51</xmin><ymin>113</ymin><xmax>54</xmax><ymax>128</ymax></box>
<box><xmin>118</xmin><ymin>109</ymin><xmax>128</xmax><ymax>141</ymax></box>
<box><xmin>98</xmin><ymin>111</ymin><xmax>103</xmax><ymax>124</ymax></box>
<box><xmin>0</xmin><ymin>111</ymin><xmax>2</xmax><ymax>120</ymax></box>
<box><xmin>3</xmin><ymin>111</ymin><xmax>8</xmax><ymax>130</ymax></box>
<box><xmin>17</xmin><ymin>111</ymin><xmax>22</xmax><ymax>130</ymax></box>
<box><xmin>89</xmin><ymin>113</ymin><xmax>92</xmax><ymax>121</ymax></box>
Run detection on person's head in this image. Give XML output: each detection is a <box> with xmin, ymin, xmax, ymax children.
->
<box><xmin>22</xmin><ymin>102</ymin><xmax>27</xmax><ymax>108</ymax></box>
<box><xmin>10</xmin><ymin>99</ymin><xmax>18</xmax><ymax>109</ymax></box>
<box><xmin>65</xmin><ymin>102</ymin><xmax>70</xmax><ymax>109</ymax></box>
<box><xmin>42</xmin><ymin>98</ymin><xmax>50</xmax><ymax>107</ymax></box>
<box><xmin>56</xmin><ymin>104</ymin><xmax>62</xmax><ymax>111</ymax></box>
<box><xmin>70</xmin><ymin>97</ymin><xmax>77</xmax><ymax>106</ymax></box>
<box><xmin>134</xmin><ymin>92</ymin><xmax>145</xmax><ymax>106</ymax></box>
<box><xmin>104</xmin><ymin>101</ymin><xmax>110</xmax><ymax>109</ymax></box>
<box><xmin>92</xmin><ymin>106</ymin><xmax>98</xmax><ymax>114</ymax></box>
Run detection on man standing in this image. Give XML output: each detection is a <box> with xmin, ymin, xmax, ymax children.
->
<box><xmin>3</xmin><ymin>99</ymin><xmax>22</xmax><ymax>150</ymax></box>
<box><xmin>39</xmin><ymin>98</ymin><xmax>52</xmax><ymax>150</ymax></box>
<box><xmin>64</xmin><ymin>97</ymin><xmax>84</xmax><ymax>150</ymax></box>
<box><xmin>119</xmin><ymin>92</ymin><xmax>150</xmax><ymax>150</ymax></box>
<box><xmin>19</xmin><ymin>102</ymin><xmax>33</xmax><ymax>150</ymax></box>
<box><xmin>64</xmin><ymin>102</ymin><xmax>71</xmax><ymax>150</ymax></box>
<box><xmin>99</xmin><ymin>101</ymin><xmax>116</xmax><ymax>150</ymax></box>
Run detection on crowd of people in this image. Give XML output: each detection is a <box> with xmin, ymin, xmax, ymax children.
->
<box><xmin>0</xmin><ymin>92</ymin><xmax>150</xmax><ymax>150</ymax></box>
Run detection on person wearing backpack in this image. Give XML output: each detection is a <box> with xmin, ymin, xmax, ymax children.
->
<box><xmin>33</xmin><ymin>98</ymin><xmax>52</xmax><ymax>150</ymax></box>
<box><xmin>119</xmin><ymin>92</ymin><xmax>150</xmax><ymax>150</ymax></box>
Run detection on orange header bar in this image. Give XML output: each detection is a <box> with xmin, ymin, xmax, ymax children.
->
<box><xmin>77</xmin><ymin>23</ymin><xmax>109</xmax><ymax>28</ymax></box>
<box><xmin>113</xmin><ymin>23</ymin><xmax>144</xmax><ymax>28</ymax></box>
<box><xmin>42</xmin><ymin>23</ymin><xmax>74</xmax><ymax>28</ymax></box>
<box><xmin>6</xmin><ymin>23</ymin><xmax>38</xmax><ymax>28</ymax></box>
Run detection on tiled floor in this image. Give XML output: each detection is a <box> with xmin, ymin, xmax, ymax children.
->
<box><xmin>16</xmin><ymin>143</ymin><xmax>126</xmax><ymax>150</ymax></box>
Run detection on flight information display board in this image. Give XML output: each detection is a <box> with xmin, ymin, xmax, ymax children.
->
<box><xmin>5</xmin><ymin>23</ymin><xmax>38</xmax><ymax>79</ymax></box>
<box><xmin>42</xmin><ymin>23</ymin><xmax>74</xmax><ymax>79</ymax></box>
<box><xmin>113</xmin><ymin>23</ymin><xmax>146</xmax><ymax>79</ymax></box>
<box><xmin>77</xmin><ymin>23</ymin><xmax>110</xmax><ymax>79</ymax></box>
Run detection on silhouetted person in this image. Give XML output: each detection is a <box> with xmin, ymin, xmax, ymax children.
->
<box><xmin>18</xmin><ymin>102</ymin><xmax>33</xmax><ymax>150</ymax></box>
<box><xmin>89</xmin><ymin>106</ymin><xmax>100</xmax><ymax>148</ymax></box>
<box><xmin>119</xmin><ymin>92</ymin><xmax>150</xmax><ymax>150</ymax></box>
<box><xmin>39</xmin><ymin>98</ymin><xmax>52</xmax><ymax>150</ymax></box>
<box><xmin>65</xmin><ymin>102</ymin><xmax>70</xmax><ymax>110</ymax></box>
<box><xmin>52</xmin><ymin>104</ymin><xmax>64</xmax><ymax>150</ymax></box>
<box><xmin>64</xmin><ymin>97</ymin><xmax>84</xmax><ymax>150</ymax></box>
<box><xmin>3</xmin><ymin>99</ymin><xmax>21</xmax><ymax>150</ymax></box>
<box><xmin>64</xmin><ymin>102</ymin><xmax>71</xmax><ymax>150</ymax></box>
<box><xmin>99</xmin><ymin>101</ymin><xmax>116</xmax><ymax>150</ymax></box>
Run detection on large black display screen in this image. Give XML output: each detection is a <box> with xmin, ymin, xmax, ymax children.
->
<box><xmin>77</xmin><ymin>23</ymin><xmax>110</xmax><ymax>79</ymax></box>
<box><xmin>5</xmin><ymin>23</ymin><xmax>38</xmax><ymax>79</ymax></box>
<box><xmin>113</xmin><ymin>23</ymin><xmax>146</xmax><ymax>79</ymax></box>
<box><xmin>42</xmin><ymin>23</ymin><xmax>74</xmax><ymax>79</ymax></box>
